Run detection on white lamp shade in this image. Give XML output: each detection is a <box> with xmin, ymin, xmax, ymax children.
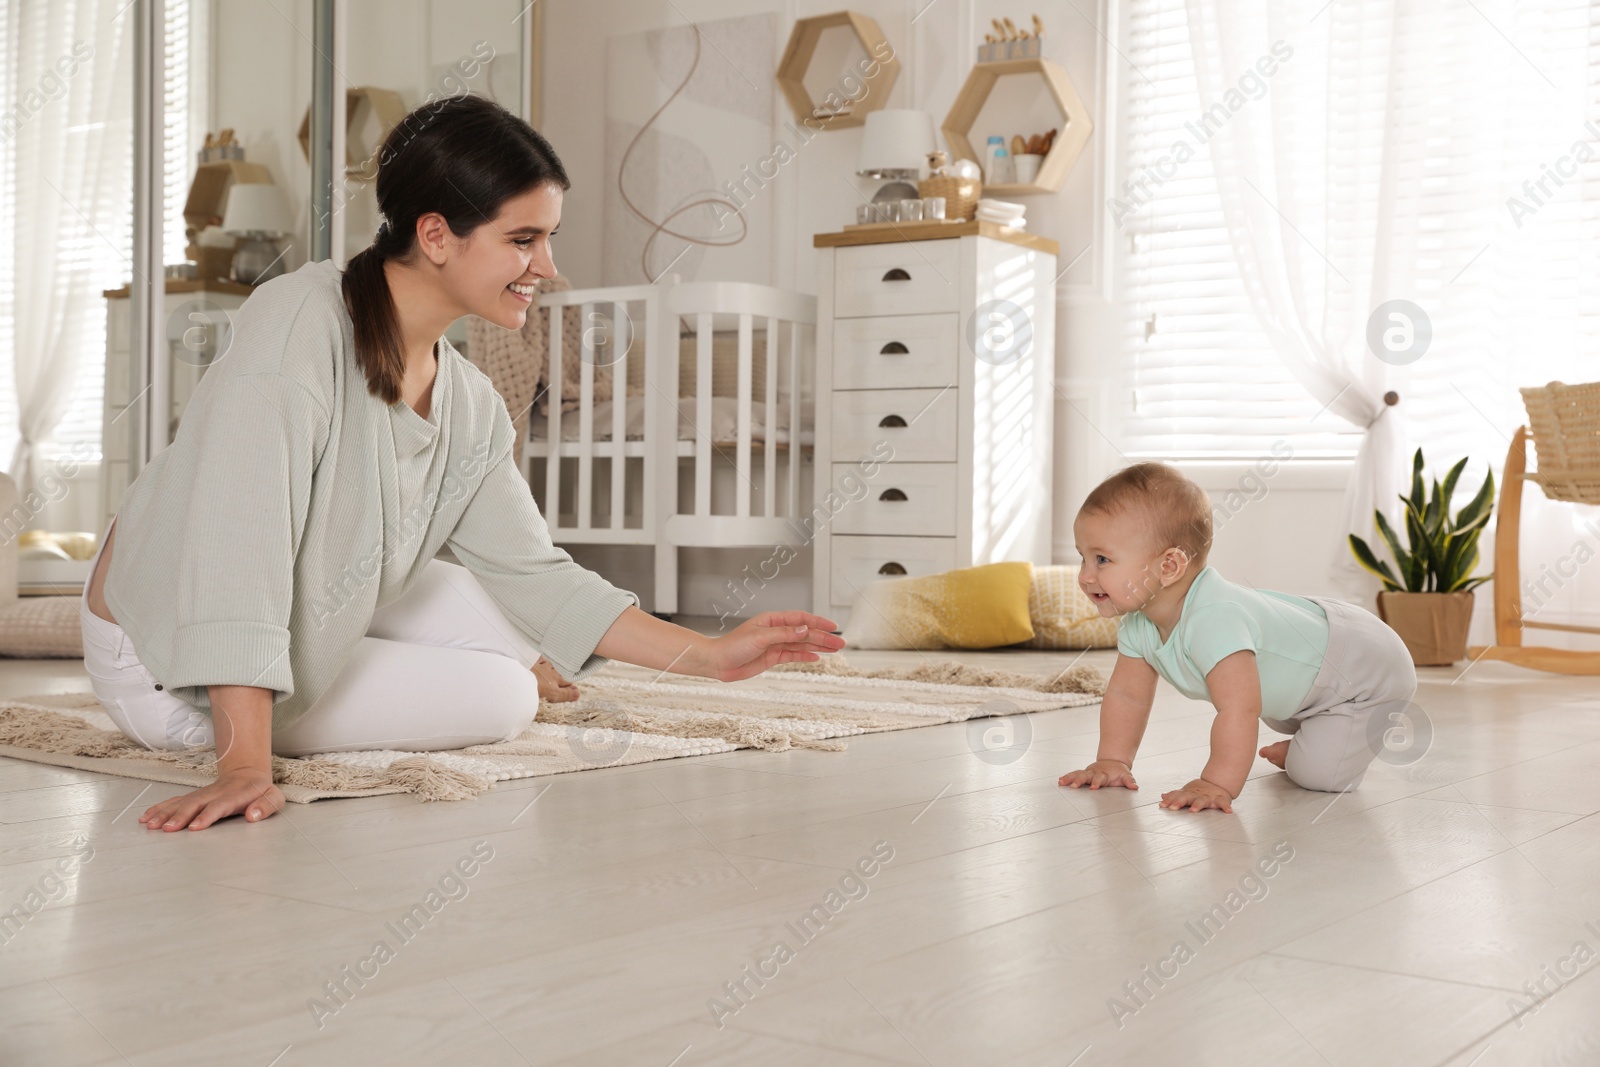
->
<box><xmin>857</xmin><ymin>109</ymin><xmax>937</xmax><ymax>176</ymax></box>
<box><xmin>221</xmin><ymin>182</ymin><xmax>291</xmax><ymax>237</ymax></box>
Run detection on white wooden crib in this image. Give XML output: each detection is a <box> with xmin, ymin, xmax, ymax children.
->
<box><xmin>521</xmin><ymin>279</ymin><xmax>816</xmax><ymax>618</ymax></box>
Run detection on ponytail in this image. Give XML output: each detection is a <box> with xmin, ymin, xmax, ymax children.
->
<box><xmin>340</xmin><ymin>222</ymin><xmax>410</xmax><ymax>404</ymax></box>
<box><xmin>339</xmin><ymin>94</ymin><xmax>570</xmax><ymax>406</ymax></box>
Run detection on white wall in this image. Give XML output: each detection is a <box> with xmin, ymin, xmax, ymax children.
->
<box><xmin>204</xmin><ymin>0</ymin><xmax>1361</xmax><ymax>623</ymax></box>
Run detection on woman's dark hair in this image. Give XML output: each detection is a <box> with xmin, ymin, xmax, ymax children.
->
<box><xmin>341</xmin><ymin>93</ymin><xmax>569</xmax><ymax>404</ymax></box>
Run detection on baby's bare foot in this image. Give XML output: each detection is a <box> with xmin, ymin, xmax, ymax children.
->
<box><xmin>532</xmin><ymin>656</ymin><xmax>580</xmax><ymax>703</ymax></box>
<box><xmin>1259</xmin><ymin>740</ymin><xmax>1290</xmax><ymax>769</ymax></box>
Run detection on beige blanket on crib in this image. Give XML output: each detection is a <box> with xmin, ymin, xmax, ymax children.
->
<box><xmin>466</xmin><ymin>278</ymin><xmax>779</xmax><ymax>464</ymax></box>
<box><xmin>529</xmin><ymin>395</ymin><xmax>809</xmax><ymax>447</ymax></box>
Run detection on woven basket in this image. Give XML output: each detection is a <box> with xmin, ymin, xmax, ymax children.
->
<box><xmin>1521</xmin><ymin>380</ymin><xmax>1600</xmax><ymax>504</ymax></box>
<box><xmin>918</xmin><ymin>173</ymin><xmax>983</xmax><ymax>221</ymax></box>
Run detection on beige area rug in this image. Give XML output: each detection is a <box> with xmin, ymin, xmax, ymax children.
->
<box><xmin>0</xmin><ymin>657</ymin><xmax>1104</xmax><ymax>804</ymax></box>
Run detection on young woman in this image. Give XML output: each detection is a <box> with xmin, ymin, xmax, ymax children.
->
<box><xmin>79</xmin><ymin>94</ymin><xmax>842</xmax><ymax>833</ymax></box>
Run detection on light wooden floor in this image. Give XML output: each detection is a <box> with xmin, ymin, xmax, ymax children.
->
<box><xmin>3</xmin><ymin>631</ymin><xmax>1599</xmax><ymax>1066</ymax></box>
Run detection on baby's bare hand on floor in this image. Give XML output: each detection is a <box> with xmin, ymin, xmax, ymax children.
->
<box><xmin>1159</xmin><ymin>778</ymin><xmax>1235</xmax><ymax>814</ymax></box>
<box><xmin>1058</xmin><ymin>760</ymin><xmax>1139</xmax><ymax>790</ymax></box>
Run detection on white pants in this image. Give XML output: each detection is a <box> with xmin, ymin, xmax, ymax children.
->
<box><xmin>79</xmin><ymin>519</ymin><xmax>544</xmax><ymax>757</ymax></box>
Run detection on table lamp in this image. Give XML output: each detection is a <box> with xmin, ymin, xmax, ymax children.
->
<box><xmin>221</xmin><ymin>183</ymin><xmax>292</xmax><ymax>285</ymax></box>
<box><xmin>857</xmin><ymin>109</ymin><xmax>937</xmax><ymax>186</ymax></box>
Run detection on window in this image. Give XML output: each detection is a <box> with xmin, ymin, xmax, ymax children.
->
<box><xmin>1115</xmin><ymin>0</ymin><xmax>1360</xmax><ymax>460</ymax></box>
<box><xmin>1115</xmin><ymin>0</ymin><xmax>1600</xmax><ymax>465</ymax></box>
<box><xmin>0</xmin><ymin>0</ymin><xmax>206</xmax><ymax>467</ymax></box>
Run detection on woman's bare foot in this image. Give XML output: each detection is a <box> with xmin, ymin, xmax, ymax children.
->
<box><xmin>532</xmin><ymin>656</ymin><xmax>580</xmax><ymax>703</ymax></box>
<box><xmin>1259</xmin><ymin>740</ymin><xmax>1290</xmax><ymax>769</ymax></box>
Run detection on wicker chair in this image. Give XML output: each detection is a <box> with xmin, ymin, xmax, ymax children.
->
<box><xmin>1466</xmin><ymin>380</ymin><xmax>1600</xmax><ymax>674</ymax></box>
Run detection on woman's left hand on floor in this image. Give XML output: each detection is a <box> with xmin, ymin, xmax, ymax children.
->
<box><xmin>693</xmin><ymin>611</ymin><xmax>846</xmax><ymax>682</ymax></box>
<box><xmin>138</xmin><ymin>769</ymin><xmax>286</xmax><ymax>831</ymax></box>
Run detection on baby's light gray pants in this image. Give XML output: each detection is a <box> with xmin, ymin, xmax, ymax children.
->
<box><xmin>1262</xmin><ymin>596</ymin><xmax>1419</xmax><ymax>792</ymax></box>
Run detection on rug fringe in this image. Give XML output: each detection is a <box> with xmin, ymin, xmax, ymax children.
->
<box><xmin>376</xmin><ymin>756</ymin><xmax>494</xmax><ymax>801</ymax></box>
<box><xmin>1</xmin><ymin>705</ymin><xmax>166</xmax><ymax>760</ymax></box>
<box><xmin>770</xmin><ymin>655</ymin><xmax>1107</xmax><ymax>696</ymax></box>
<box><xmin>534</xmin><ymin>705</ymin><xmax>849</xmax><ymax>752</ymax></box>
<box><xmin>0</xmin><ymin>704</ymin><xmax>491</xmax><ymax>801</ymax></box>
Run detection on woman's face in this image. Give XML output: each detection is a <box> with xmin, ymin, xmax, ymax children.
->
<box><xmin>455</xmin><ymin>182</ymin><xmax>562</xmax><ymax>330</ymax></box>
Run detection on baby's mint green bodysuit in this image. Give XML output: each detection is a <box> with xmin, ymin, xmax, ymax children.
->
<box><xmin>1116</xmin><ymin>567</ymin><xmax>1329</xmax><ymax>719</ymax></box>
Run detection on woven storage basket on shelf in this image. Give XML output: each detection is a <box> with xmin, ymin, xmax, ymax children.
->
<box><xmin>1521</xmin><ymin>380</ymin><xmax>1600</xmax><ymax>504</ymax></box>
<box><xmin>917</xmin><ymin>173</ymin><xmax>982</xmax><ymax>221</ymax></box>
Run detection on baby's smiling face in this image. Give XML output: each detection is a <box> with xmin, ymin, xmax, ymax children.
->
<box><xmin>1073</xmin><ymin>508</ymin><xmax>1171</xmax><ymax>617</ymax></box>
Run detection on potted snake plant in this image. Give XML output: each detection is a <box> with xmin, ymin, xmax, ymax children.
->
<box><xmin>1348</xmin><ymin>449</ymin><xmax>1494</xmax><ymax>665</ymax></box>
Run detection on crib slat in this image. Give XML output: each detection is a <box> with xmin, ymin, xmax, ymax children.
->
<box><xmin>764</xmin><ymin>315</ymin><xmax>778</xmax><ymax>518</ymax></box>
<box><xmin>611</xmin><ymin>300</ymin><xmax>628</xmax><ymax>530</ymax></box>
<box><xmin>788</xmin><ymin>319</ymin><xmax>801</xmax><ymax>519</ymax></box>
<box><xmin>546</xmin><ymin>300</ymin><xmax>563</xmax><ymax>530</ymax></box>
<box><xmin>644</xmin><ymin>291</ymin><xmax>663</xmax><ymax>536</ymax></box>
<box><xmin>576</xmin><ymin>302</ymin><xmax>598</xmax><ymax>529</ymax></box>
<box><xmin>736</xmin><ymin>313</ymin><xmax>753</xmax><ymax>518</ymax></box>
<box><xmin>695</xmin><ymin>312</ymin><xmax>713</xmax><ymax>518</ymax></box>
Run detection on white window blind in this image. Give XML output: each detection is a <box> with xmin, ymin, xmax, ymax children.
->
<box><xmin>1116</xmin><ymin>0</ymin><xmax>1359</xmax><ymax>460</ymax></box>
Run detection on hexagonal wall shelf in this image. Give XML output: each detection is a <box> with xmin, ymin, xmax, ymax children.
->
<box><xmin>776</xmin><ymin>11</ymin><xmax>899</xmax><ymax>129</ymax></box>
<box><xmin>942</xmin><ymin>58</ymin><xmax>1093</xmax><ymax>195</ymax></box>
<box><xmin>297</xmin><ymin>86</ymin><xmax>408</xmax><ymax>180</ymax></box>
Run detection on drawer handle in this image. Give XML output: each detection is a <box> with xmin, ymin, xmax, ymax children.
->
<box><xmin>881</xmin><ymin>268</ymin><xmax>912</xmax><ymax>282</ymax></box>
<box><xmin>878</xmin><ymin>488</ymin><xmax>908</xmax><ymax>501</ymax></box>
<box><xmin>878</xmin><ymin>414</ymin><xmax>907</xmax><ymax>428</ymax></box>
<box><xmin>878</xmin><ymin>562</ymin><xmax>907</xmax><ymax>575</ymax></box>
<box><xmin>879</xmin><ymin>341</ymin><xmax>909</xmax><ymax>354</ymax></box>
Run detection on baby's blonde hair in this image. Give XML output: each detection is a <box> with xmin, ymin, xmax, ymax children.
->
<box><xmin>1080</xmin><ymin>462</ymin><xmax>1213</xmax><ymax>566</ymax></box>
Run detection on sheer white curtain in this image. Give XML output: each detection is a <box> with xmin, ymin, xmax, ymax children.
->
<box><xmin>0</xmin><ymin>2</ymin><xmax>132</xmax><ymax>504</ymax></box>
<box><xmin>1184</xmin><ymin>0</ymin><xmax>1600</xmax><ymax>634</ymax></box>
<box><xmin>1181</xmin><ymin>1</ymin><xmax>1410</xmax><ymax>600</ymax></box>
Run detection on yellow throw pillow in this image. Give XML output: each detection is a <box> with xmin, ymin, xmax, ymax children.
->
<box><xmin>1021</xmin><ymin>564</ymin><xmax>1118</xmax><ymax>649</ymax></box>
<box><xmin>843</xmin><ymin>562</ymin><xmax>1036</xmax><ymax>650</ymax></box>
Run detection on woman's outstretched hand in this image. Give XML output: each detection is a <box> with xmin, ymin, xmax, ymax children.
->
<box><xmin>691</xmin><ymin>611</ymin><xmax>846</xmax><ymax>682</ymax></box>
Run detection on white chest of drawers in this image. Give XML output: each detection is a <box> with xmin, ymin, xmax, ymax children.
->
<box><xmin>811</xmin><ymin>224</ymin><xmax>1057</xmax><ymax>625</ymax></box>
